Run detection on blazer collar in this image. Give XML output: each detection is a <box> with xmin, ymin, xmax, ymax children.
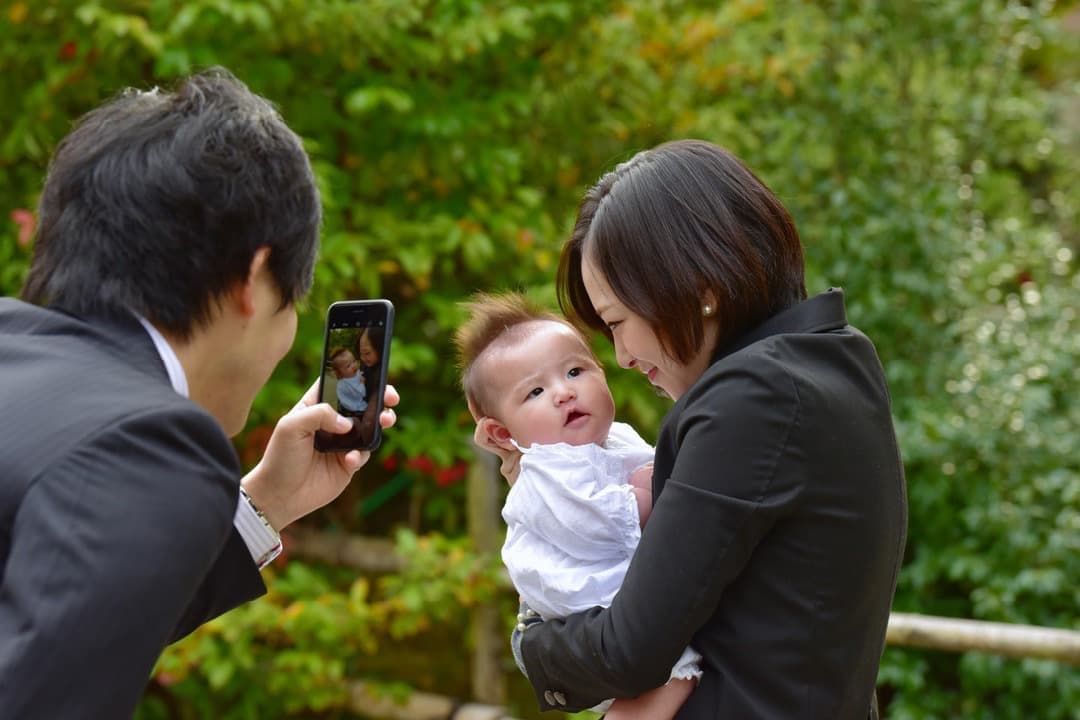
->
<box><xmin>713</xmin><ymin>288</ymin><xmax>849</xmax><ymax>363</ymax></box>
<box><xmin>57</xmin><ymin>306</ymin><xmax>172</xmax><ymax>386</ymax></box>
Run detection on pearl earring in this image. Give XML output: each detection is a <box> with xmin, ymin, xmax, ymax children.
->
<box><xmin>703</xmin><ymin>304</ymin><xmax>715</xmax><ymax>317</ymax></box>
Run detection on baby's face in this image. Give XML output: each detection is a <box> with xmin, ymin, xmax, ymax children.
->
<box><xmin>486</xmin><ymin>322</ymin><xmax>615</xmax><ymax>448</ymax></box>
<box><xmin>332</xmin><ymin>351</ymin><xmax>360</xmax><ymax>378</ymax></box>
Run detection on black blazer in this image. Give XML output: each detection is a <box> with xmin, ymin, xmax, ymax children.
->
<box><xmin>520</xmin><ymin>290</ymin><xmax>907</xmax><ymax>719</ymax></box>
<box><xmin>0</xmin><ymin>299</ymin><xmax>265</xmax><ymax>718</ymax></box>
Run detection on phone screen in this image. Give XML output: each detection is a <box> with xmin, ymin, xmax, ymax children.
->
<box><xmin>314</xmin><ymin>299</ymin><xmax>394</xmax><ymax>452</ymax></box>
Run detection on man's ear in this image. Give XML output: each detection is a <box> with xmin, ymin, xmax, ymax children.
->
<box><xmin>233</xmin><ymin>247</ymin><xmax>273</xmax><ymax>317</ymax></box>
<box><xmin>477</xmin><ymin>417</ymin><xmax>515</xmax><ymax>452</ymax></box>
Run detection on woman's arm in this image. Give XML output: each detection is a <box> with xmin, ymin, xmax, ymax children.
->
<box><xmin>518</xmin><ymin>363</ymin><xmax>802</xmax><ymax>712</ymax></box>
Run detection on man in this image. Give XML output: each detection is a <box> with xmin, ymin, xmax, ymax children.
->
<box><xmin>0</xmin><ymin>68</ymin><xmax>397</xmax><ymax>718</ymax></box>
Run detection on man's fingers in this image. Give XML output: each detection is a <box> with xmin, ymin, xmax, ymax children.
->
<box><xmin>338</xmin><ymin>449</ymin><xmax>368</xmax><ymax>475</ymax></box>
<box><xmin>377</xmin><ymin>384</ymin><xmax>400</xmax><ymax>429</ymax></box>
<box><xmin>281</xmin><ymin>401</ymin><xmax>352</xmax><ymax>436</ymax></box>
<box><xmin>286</xmin><ymin>383</ymin><xmax>394</xmax><ymax>436</ymax></box>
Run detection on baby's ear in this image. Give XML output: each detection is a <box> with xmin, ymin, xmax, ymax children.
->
<box><xmin>476</xmin><ymin>417</ymin><xmax>515</xmax><ymax>453</ymax></box>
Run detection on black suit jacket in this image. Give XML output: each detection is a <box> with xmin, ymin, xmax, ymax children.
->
<box><xmin>0</xmin><ymin>299</ymin><xmax>266</xmax><ymax>718</ymax></box>
<box><xmin>520</xmin><ymin>290</ymin><xmax>907</xmax><ymax>718</ymax></box>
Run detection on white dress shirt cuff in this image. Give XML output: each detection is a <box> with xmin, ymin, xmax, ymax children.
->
<box><xmin>234</xmin><ymin>490</ymin><xmax>283</xmax><ymax>570</ymax></box>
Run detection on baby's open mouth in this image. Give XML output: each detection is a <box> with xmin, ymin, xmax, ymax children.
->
<box><xmin>566</xmin><ymin>410</ymin><xmax>587</xmax><ymax>425</ymax></box>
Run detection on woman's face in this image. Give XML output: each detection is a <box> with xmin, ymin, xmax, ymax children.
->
<box><xmin>581</xmin><ymin>253</ymin><xmax>717</xmax><ymax>401</ymax></box>
<box><xmin>357</xmin><ymin>333</ymin><xmax>379</xmax><ymax>367</ymax></box>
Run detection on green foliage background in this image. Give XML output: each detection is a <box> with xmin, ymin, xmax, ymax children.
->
<box><xmin>1</xmin><ymin>1</ymin><xmax>1077</xmax><ymax>718</ymax></box>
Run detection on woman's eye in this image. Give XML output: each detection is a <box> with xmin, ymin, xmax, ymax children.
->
<box><xmin>527</xmin><ymin>387</ymin><xmax>543</xmax><ymax>399</ymax></box>
<box><xmin>606</xmin><ymin>321</ymin><xmax>621</xmax><ymax>332</ymax></box>
<box><xmin>568</xmin><ymin>367</ymin><xmax>582</xmax><ymax>378</ymax></box>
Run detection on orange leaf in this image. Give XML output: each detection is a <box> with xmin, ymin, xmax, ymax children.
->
<box><xmin>8</xmin><ymin>3</ymin><xmax>28</xmax><ymax>24</ymax></box>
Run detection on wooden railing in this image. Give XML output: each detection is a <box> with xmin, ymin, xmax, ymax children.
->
<box><xmin>284</xmin><ymin>453</ymin><xmax>1079</xmax><ymax>719</ymax></box>
<box><xmin>286</xmin><ymin>525</ymin><xmax>1079</xmax><ymax>719</ymax></box>
<box><xmin>885</xmin><ymin>612</ymin><xmax>1079</xmax><ymax>663</ymax></box>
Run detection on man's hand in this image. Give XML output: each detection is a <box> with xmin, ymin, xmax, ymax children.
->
<box><xmin>473</xmin><ymin>420</ymin><xmax>522</xmax><ymax>485</ymax></box>
<box><xmin>241</xmin><ymin>382</ymin><xmax>400</xmax><ymax>530</ymax></box>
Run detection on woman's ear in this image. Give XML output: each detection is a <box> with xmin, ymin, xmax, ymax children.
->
<box><xmin>477</xmin><ymin>417</ymin><xmax>515</xmax><ymax>452</ymax></box>
<box><xmin>701</xmin><ymin>288</ymin><xmax>719</xmax><ymax>319</ymax></box>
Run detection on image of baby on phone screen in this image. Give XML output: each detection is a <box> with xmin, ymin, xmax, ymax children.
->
<box><xmin>328</xmin><ymin>346</ymin><xmax>367</xmax><ymax>415</ymax></box>
<box><xmin>454</xmin><ymin>293</ymin><xmax>702</xmax><ymax>720</ymax></box>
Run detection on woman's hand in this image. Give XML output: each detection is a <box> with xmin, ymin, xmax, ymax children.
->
<box><xmin>474</xmin><ymin>420</ymin><xmax>522</xmax><ymax>485</ymax></box>
<box><xmin>241</xmin><ymin>381</ymin><xmax>400</xmax><ymax>530</ymax></box>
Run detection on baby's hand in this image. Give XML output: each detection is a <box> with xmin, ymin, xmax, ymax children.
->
<box><xmin>629</xmin><ymin>462</ymin><xmax>653</xmax><ymax>492</ymax></box>
<box><xmin>629</xmin><ymin>462</ymin><xmax>653</xmax><ymax>527</ymax></box>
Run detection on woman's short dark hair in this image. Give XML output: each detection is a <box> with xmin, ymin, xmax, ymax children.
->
<box><xmin>22</xmin><ymin>67</ymin><xmax>320</xmax><ymax>339</ymax></box>
<box><xmin>557</xmin><ymin>139</ymin><xmax>807</xmax><ymax>363</ymax></box>
<box><xmin>357</xmin><ymin>326</ymin><xmax>384</xmax><ymax>361</ymax></box>
<box><xmin>356</xmin><ymin>325</ymin><xmax>385</xmax><ymax>400</ymax></box>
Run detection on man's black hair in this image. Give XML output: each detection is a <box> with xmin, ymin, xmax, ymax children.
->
<box><xmin>22</xmin><ymin>67</ymin><xmax>320</xmax><ymax>339</ymax></box>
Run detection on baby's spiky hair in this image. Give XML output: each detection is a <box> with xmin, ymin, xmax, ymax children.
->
<box><xmin>454</xmin><ymin>292</ymin><xmax>591</xmax><ymax>418</ymax></box>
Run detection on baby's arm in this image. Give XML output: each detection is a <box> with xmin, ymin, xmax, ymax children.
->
<box><xmin>605</xmin><ymin>678</ymin><xmax>695</xmax><ymax>720</ymax></box>
<box><xmin>628</xmin><ymin>462</ymin><xmax>653</xmax><ymax>528</ymax></box>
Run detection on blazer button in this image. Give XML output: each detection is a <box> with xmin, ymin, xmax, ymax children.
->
<box><xmin>543</xmin><ymin>690</ymin><xmax>556</xmax><ymax>705</ymax></box>
<box><xmin>553</xmin><ymin>691</ymin><xmax>567</xmax><ymax>705</ymax></box>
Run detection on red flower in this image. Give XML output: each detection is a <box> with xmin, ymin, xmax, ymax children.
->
<box><xmin>10</xmin><ymin>209</ymin><xmax>35</xmax><ymax>248</ymax></box>
<box><xmin>382</xmin><ymin>454</ymin><xmax>399</xmax><ymax>471</ymax></box>
<box><xmin>434</xmin><ymin>462</ymin><xmax>468</xmax><ymax>487</ymax></box>
<box><xmin>58</xmin><ymin>41</ymin><xmax>77</xmax><ymax>61</ymax></box>
<box><xmin>155</xmin><ymin>672</ymin><xmax>178</xmax><ymax>687</ymax></box>
<box><xmin>405</xmin><ymin>455</ymin><xmax>435</xmax><ymax>474</ymax></box>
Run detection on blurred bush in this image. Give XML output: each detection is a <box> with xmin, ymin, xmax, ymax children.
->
<box><xmin>1</xmin><ymin>1</ymin><xmax>1076</xmax><ymax>718</ymax></box>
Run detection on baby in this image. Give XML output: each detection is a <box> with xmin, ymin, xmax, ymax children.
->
<box><xmin>328</xmin><ymin>346</ymin><xmax>367</xmax><ymax>415</ymax></box>
<box><xmin>454</xmin><ymin>292</ymin><xmax>700</xmax><ymax>720</ymax></box>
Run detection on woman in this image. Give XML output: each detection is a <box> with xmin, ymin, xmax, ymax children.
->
<box><xmin>489</xmin><ymin>140</ymin><xmax>907</xmax><ymax>718</ymax></box>
<box><xmin>353</xmin><ymin>326</ymin><xmax>385</xmax><ymax>446</ymax></box>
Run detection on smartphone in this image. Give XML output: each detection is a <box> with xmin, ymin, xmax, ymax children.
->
<box><xmin>314</xmin><ymin>299</ymin><xmax>394</xmax><ymax>452</ymax></box>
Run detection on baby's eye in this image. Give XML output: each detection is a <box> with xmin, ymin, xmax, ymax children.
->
<box><xmin>526</xmin><ymin>387</ymin><xmax>544</xmax><ymax>399</ymax></box>
<box><xmin>567</xmin><ymin>367</ymin><xmax>583</xmax><ymax>378</ymax></box>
